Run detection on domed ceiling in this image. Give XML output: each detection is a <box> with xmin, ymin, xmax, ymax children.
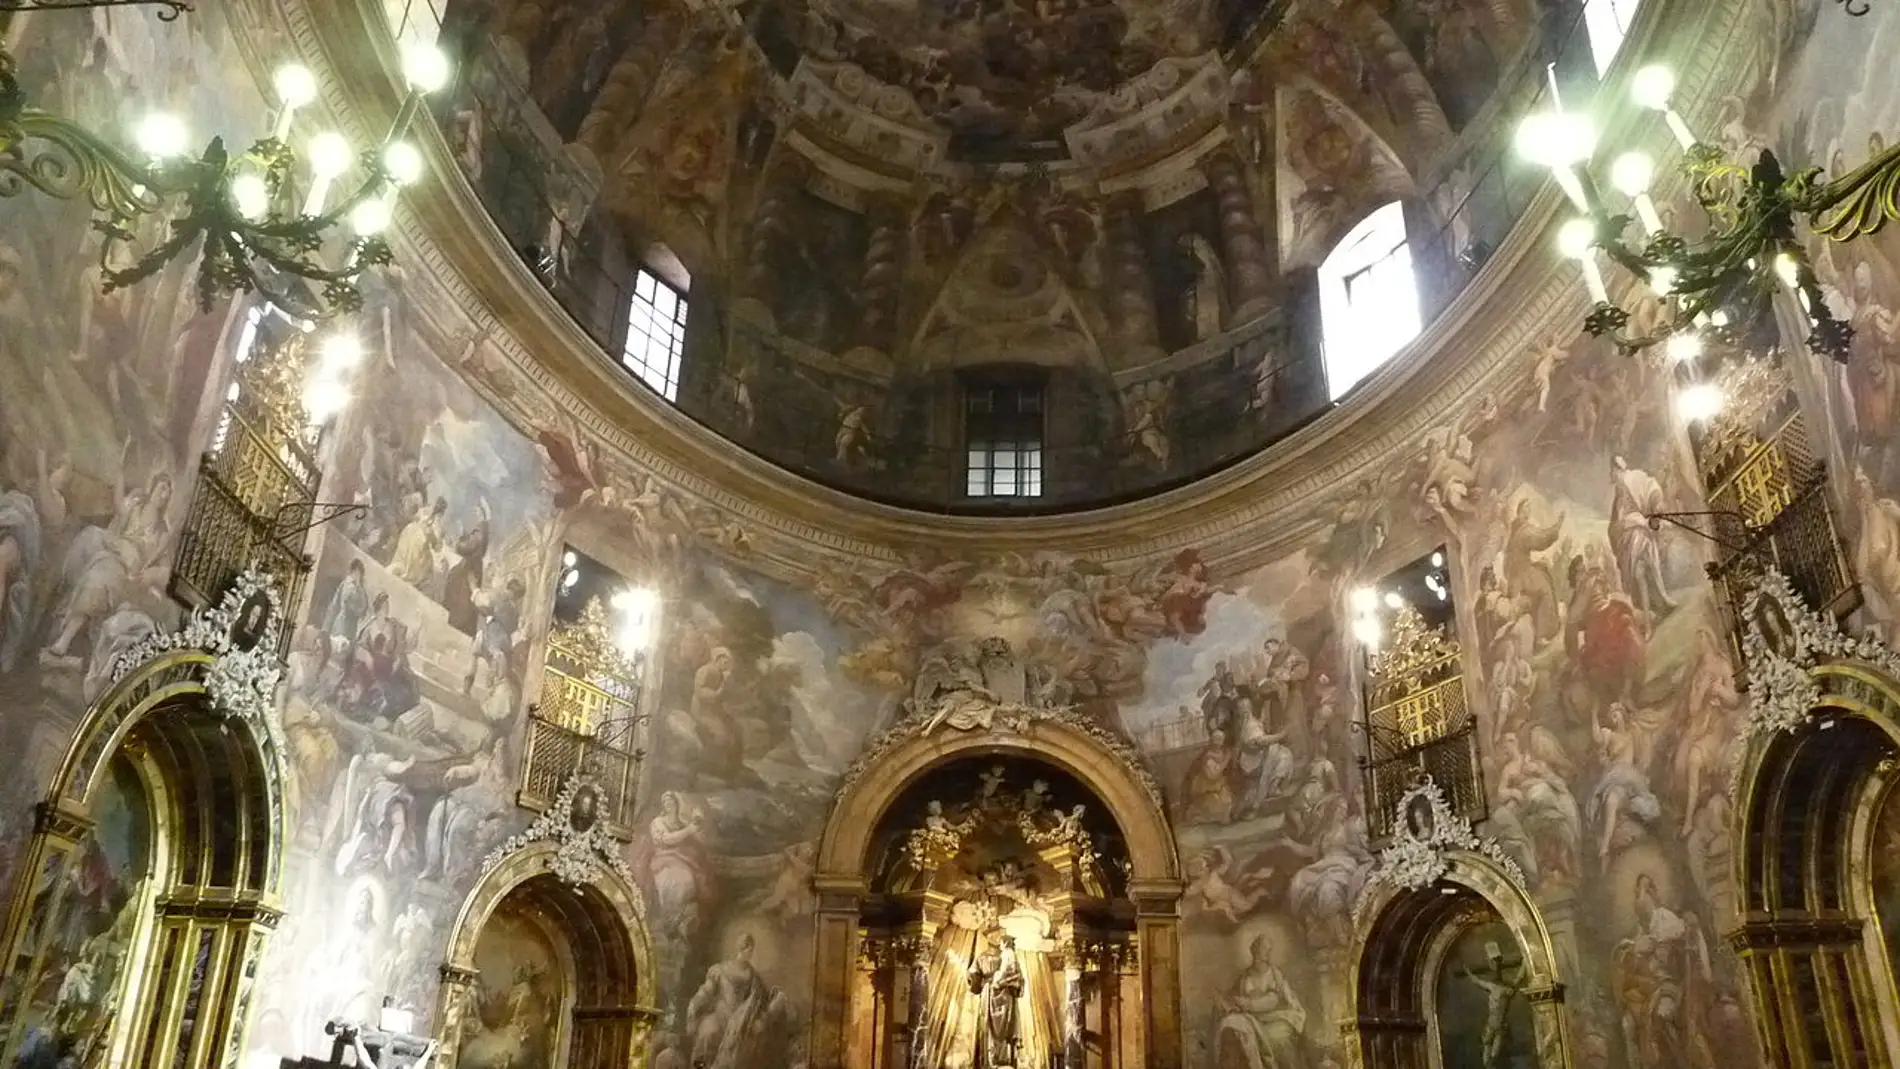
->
<box><xmin>442</xmin><ymin>0</ymin><xmax>1541</xmax><ymax>509</ymax></box>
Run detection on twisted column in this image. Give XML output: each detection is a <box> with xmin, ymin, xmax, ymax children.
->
<box><xmin>1202</xmin><ymin>147</ymin><xmax>1276</xmax><ymax>325</ymax></box>
<box><xmin>853</xmin><ymin>199</ymin><xmax>907</xmax><ymax>360</ymax></box>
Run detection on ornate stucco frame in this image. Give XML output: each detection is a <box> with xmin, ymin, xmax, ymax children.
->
<box><xmin>1347</xmin><ymin>850</ymin><xmax>1570</xmax><ymax>1069</ymax></box>
<box><xmin>0</xmin><ymin>648</ymin><xmax>288</xmax><ymax>1068</ymax></box>
<box><xmin>811</xmin><ymin>714</ymin><xmax>1184</xmax><ymax>1069</ymax></box>
<box><xmin>434</xmin><ymin>839</ymin><xmax>660</xmax><ymax>1067</ymax></box>
<box><xmin>1731</xmin><ymin>661</ymin><xmax>1900</xmax><ymax>1065</ymax></box>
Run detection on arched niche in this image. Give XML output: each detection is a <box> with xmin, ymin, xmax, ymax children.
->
<box><xmin>435</xmin><ymin>841</ymin><xmax>659</xmax><ymax>1068</ymax></box>
<box><xmin>1731</xmin><ymin>662</ymin><xmax>1900</xmax><ymax>1067</ymax></box>
<box><xmin>1347</xmin><ymin>851</ymin><xmax>1569</xmax><ymax>1069</ymax></box>
<box><xmin>0</xmin><ymin>649</ymin><xmax>287</xmax><ymax>1068</ymax></box>
<box><xmin>812</xmin><ymin>717</ymin><xmax>1183</xmax><ymax>1069</ymax></box>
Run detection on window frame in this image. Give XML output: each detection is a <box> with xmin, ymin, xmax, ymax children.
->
<box><xmin>1582</xmin><ymin>0</ymin><xmax>1642</xmax><ymax>77</ymax></box>
<box><xmin>620</xmin><ymin>266</ymin><xmax>688</xmax><ymax>402</ymax></box>
<box><xmin>1317</xmin><ymin>201</ymin><xmax>1422</xmax><ymax>402</ymax></box>
<box><xmin>961</xmin><ymin>372</ymin><xmax>1047</xmax><ymax>500</ymax></box>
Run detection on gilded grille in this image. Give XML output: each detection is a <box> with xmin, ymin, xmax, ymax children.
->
<box><xmin>1358</xmin><ymin>605</ymin><xmax>1484</xmax><ymax>839</ymax></box>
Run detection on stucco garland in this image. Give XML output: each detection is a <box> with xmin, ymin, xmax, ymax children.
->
<box><xmin>479</xmin><ymin>769</ymin><xmax>636</xmax><ymax>887</ymax></box>
<box><xmin>108</xmin><ymin>564</ymin><xmax>288</xmax><ymax>737</ymax></box>
<box><xmin>1352</xmin><ymin>775</ymin><xmax>1525</xmax><ymax>923</ymax></box>
<box><xmin>1730</xmin><ymin>567</ymin><xmax>1900</xmax><ymax>793</ymax></box>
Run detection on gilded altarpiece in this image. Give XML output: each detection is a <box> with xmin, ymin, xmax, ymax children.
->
<box><xmin>850</xmin><ymin>758</ymin><xmax>1141</xmax><ymax>1069</ymax></box>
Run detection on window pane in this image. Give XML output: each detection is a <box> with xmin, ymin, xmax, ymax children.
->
<box><xmin>995</xmin><ymin>470</ymin><xmax>1018</xmax><ymax>495</ymax></box>
<box><xmin>636</xmin><ymin>271</ymin><xmax>655</xmax><ymax>300</ymax></box>
<box><xmin>968</xmin><ymin>470</ymin><xmax>988</xmax><ymax>495</ymax></box>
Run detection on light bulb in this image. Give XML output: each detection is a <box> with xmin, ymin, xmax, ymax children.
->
<box><xmin>1648</xmin><ymin>267</ymin><xmax>1678</xmax><ymax>296</ymax></box>
<box><xmin>350</xmin><ymin>196</ymin><xmax>393</xmax><ymax>236</ymax></box>
<box><xmin>274</xmin><ymin>63</ymin><xmax>318</xmax><ymax>109</ymax></box>
<box><xmin>1351</xmin><ymin>587</ymin><xmax>1378</xmax><ymax>614</ymax></box>
<box><xmin>1676</xmin><ymin>383</ymin><xmax>1724</xmax><ymax>423</ymax></box>
<box><xmin>1665</xmin><ymin>331</ymin><xmax>1704</xmax><ymax>363</ymax></box>
<box><xmin>1556</xmin><ymin>218</ymin><xmax>1597</xmax><ymax>260</ymax></box>
<box><xmin>1711</xmin><ymin>309</ymin><xmax>1731</xmax><ymax>328</ymax></box>
<box><xmin>321</xmin><ymin>333</ymin><xmax>363</xmax><ymax>369</ymax></box>
<box><xmin>1383</xmin><ymin>591</ymin><xmax>1405</xmax><ymax>610</ymax></box>
<box><xmin>403</xmin><ymin>42</ymin><xmax>452</xmax><ymax>94</ymax></box>
<box><xmin>1352</xmin><ymin>617</ymin><xmax>1383</xmax><ymax>649</ymax></box>
<box><xmin>231</xmin><ymin>172</ymin><xmax>270</xmax><ymax>220</ymax></box>
<box><xmin>308</xmin><ymin>131</ymin><xmax>353</xmax><ymax>178</ymax></box>
<box><xmin>383</xmin><ymin>141</ymin><xmax>424</xmax><ymax>186</ymax></box>
<box><xmin>1631</xmin><ymin>65</ymin><xmax>1676</xmax><ymax>110</ymax></box>
<box><xmin>1430</xmin><ymin>551</ymin><xmax>1445</xmax><ymax>568</ymax></box>
<box><xmin>1774</xmin><ymin>251</ymin><xmax>1803</xmax><ymax>289</ymax></box>
<box><xmin>135</xmin><ymin>113</ymin><xmax>190</xmax><ymax>159</ymax></box>
<box><xmin>1610</xmin><ymin>152</ymin><xmax>1654</xmax><ymax>196</ymax></box>
<box><xmin>303</xmin><ymin>377</ymin><xmax>350</xmax><ymax>422</ymax></box>
<box><xmin>1515</xmin><ymin>112</ymin><xmax>1596</xmax><ymax>168</ymax></box>
<box><xmin>563</xmin><ymin>550</ymin><xmax>578</xmax><ymax>568</ymax></box>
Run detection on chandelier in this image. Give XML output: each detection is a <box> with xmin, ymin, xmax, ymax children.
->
<box><xmin>0</xmin><ymin>0</ymin><xmax>451</xmax><ymax>319</ymax></box>
<box><xmin>1515</xmin><ymin>63</ymin><xmax>1900</xmax><ymax>369</ymax></box>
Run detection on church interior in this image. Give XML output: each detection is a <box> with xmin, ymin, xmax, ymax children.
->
<box><xmin>5</xmin><ymin>0</ymin><xmax>1900</xmax><ymax>1066</ymax></box>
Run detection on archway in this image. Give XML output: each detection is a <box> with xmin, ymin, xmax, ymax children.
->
<box><xmin>0</xmin><ymin>649</ymin><xmax>287</xmax><ymax>1068</ymax></box>
<box><xmin>1731</xmin><ymin>662</ymin><xmax>1900</xmax><ymax>1067</ymax></box>
<box><xmin>812</xmin><ymin>715</ymin><xmax>1183</xmax><ymax>1069</ymax></box>
<box><xmin>1348</xmin><ymin>852</ymin><xmax>1568</xmax><ymax>1069</ymax></box>
<box><xmin>436</xmin><ymin>840</ymin><xmax>658</xmax><ymax>1069</ymax></box>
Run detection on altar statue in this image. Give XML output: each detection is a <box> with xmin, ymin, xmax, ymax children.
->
<box><xmin>968</xmin><ymin>933</ymin><xmax>1025</xmax><ymax>1068</ymax></box>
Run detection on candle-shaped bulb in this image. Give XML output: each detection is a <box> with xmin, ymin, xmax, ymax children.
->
<box><xmin>1631</xmin><ymin>66</ymin><xmax>1676</xmax><ymax>110</ymax></box>
<box><xmin>402</xmin><ymin>42</ymin><xmax>452</xmax><ymax>94</ymax></box>
<box><xmin>135</xmin><ymin>113</ymin><xmax>190</xmax><ymax>159</ymax></box>
<box><xmin>383</xmin><ymin>141</ymin><xmax>424</xmax><ymax>186</ymax></box>
<box><xmin>274</xmin><ymin>64</ymin><xmax>318</xmax><ymax>109</ymax></box>
<box><xmin>231</xmin><ymin>172</ymin><xmax>271</xmax><ymax>220</ymax></box>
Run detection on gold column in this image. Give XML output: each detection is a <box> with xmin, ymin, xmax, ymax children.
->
<box><xmin>1524</xmin><ymin>983</ymin><xmax>1570</xmax><ymax>1069</ymax></box>
<box><xmin>433</xmin><ymin>963</ymin><xmax>481</xmax><ymax>1067</ymax></box>
<box><xmin>1131</xmin><ymin>879</ymin><xmax>1183</xmax><ymax>1069</ymax></box>
<box><xmin>811</xmin><ymin>876</ymin><xmax>867</xmax><ymax>1069</ymax></box>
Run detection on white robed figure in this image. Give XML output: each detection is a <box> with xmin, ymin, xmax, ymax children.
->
<box><xmin>1214</xmin><ymin>935</ymin><xmax>1311</xmax><ymax>1069</ymax></box>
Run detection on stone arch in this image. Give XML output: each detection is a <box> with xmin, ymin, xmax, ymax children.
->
<box><xmin>0</xmin><ymin>648</ymin><xmax>288</xmax><ymax>1067</ymax></box>
<box><xmin>810</xmin><ymin>717</ymin><xmax>1183</xmax><ymax>1069</ymax></box>
<box><xmin>1731</xmin><ymin>661</ymin><xmax>1900</xmax><ymax>1066</ymax></box>
<box><xmin>1348</xmin><ymin>851</ymin><xmax>1568</xmax><ymax>1068</ymax></box>
<box><xmin>435</xmin><ymin>841</ymin><xmax>659</xmax><ymax>1067</ymax></box>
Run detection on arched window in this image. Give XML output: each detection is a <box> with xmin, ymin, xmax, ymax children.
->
<box><xmin>621</xmin><ymin>249</ymin><xmax>689</xmax><ymax>402</ymax></box>
<box><xmin>1582</xmin><ymin>0</ymin><xmax>1641</xmax><ymax>76</ymax></box>
<box><xmin>1318</xmin><ymin>202</ymin><xmax>1421</xmax><ymax>401</ymax></box>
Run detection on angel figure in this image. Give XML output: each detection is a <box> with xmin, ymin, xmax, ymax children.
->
<box><xmin>913</xmin><ymin>650</ymin><xmax>999</xmax><ymax>734</ymax></box>
<box><xmin>1123</xmin><ymin>381</ymin><xmax>1171</xmax><ymax>468</ymax></box>
<box><xmin>979</xmin><ymin>764</ymin><xmax>1009</xmax><ymax>802</ymax></box>
<box><xmin>1051</xmin><ymin>803</ymin><xmax>1086</xmax><ymax>841</ymax></box>
<box><xmin>1185</xmin><ymin>846</ymin><xmax>1275</xmax><ymax>925</ymax></box>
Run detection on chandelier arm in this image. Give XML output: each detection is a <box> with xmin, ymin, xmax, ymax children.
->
<box><xmin>1799</xmin><ymin>137</ymin><xmax>1900</xmax><ymax>240</ymax></box>
<box><xmin>0</xmin><ymin>1</ymin><xmax>190</xmax><ymax>16</ymax></box>
<box><xmin>1</xmin><ymin>109</ymin><xmax>180</xmax><ymax>218</ymax></box>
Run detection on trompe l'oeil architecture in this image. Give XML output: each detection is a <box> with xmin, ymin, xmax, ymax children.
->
<box><xmin>5</xmin><ymin>1</ymin><xmax>1900</xmax><ymax>1068</ymax></box>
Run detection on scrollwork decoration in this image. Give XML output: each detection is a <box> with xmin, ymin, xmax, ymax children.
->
<box><xmin>110</xmin><ymin>565</ymin><xmax>287</xmax><ymax>732</ymax></box>
<box><xmin>480</xmin><ymin>769</ymin><xmax>633</xmax><ymax>887</ymax></box>
<box><xmin>1352</xmin><ymin>776</ymin><xmax>1524</xmax><ymax>922</ymax></box>
<box><xmin>1729</xmin><ymin>568</ymin><xmax>1900</xmax><ymax>791</ymax></box>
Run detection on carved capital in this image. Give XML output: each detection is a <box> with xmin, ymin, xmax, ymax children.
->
<box><xmin>1524</xmin><ymin>982</ymin><xmax>1566</xmax><ymax>1005</ymax></box>
<box><xmin>438</xmin><ymin>963</ymin><xmax>480</xmax><ymax>987</ymax></box>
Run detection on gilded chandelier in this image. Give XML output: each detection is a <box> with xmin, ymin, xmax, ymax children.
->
<box><xmin>0</xmin><ymin>0</ymin><xmax>450</xmax><ymax>318</ymax></box>
<box><xmin>1517</xmin><ymin>63</ymin><xmax>1900</xmax><ymax>365</ymax></box>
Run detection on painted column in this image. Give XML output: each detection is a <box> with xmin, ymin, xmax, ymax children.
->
<box><xmin>1102</xmin><ymin>194</ymin><xmax>1164</xmax><ymax>358</ymax></box>
<box><xmin>432</xmin><ymin>963</ymin><xmax>481</xmax><ymax>1067</ymax></box>
<box><xmin>851</xmin><ymin>199</ymin><xmax>907</xmax><ymax>364</ymax></box>
<box><xmin>1131</xmin><ymin>880</ymin><xmax>1183</xmax><ymax>1069</ymax></box>
<box><xmin>1524</xmin><ymin>983</ymin><xmax>1570</xmax><ymax>1069</ymax></box>
<box><xmin>1201</xmin><ymin>147</ymin><xmax>1276</xmax><ymax>325</ymax></box>
<box><xmin>810</xmin><ymin>878</ymin><xmax>867</xmax><ymax>1069</ymax></box>
<box><xmin>739</xmin><ymin>166</ymin><xmax>805</xmax><ymax>327</ymax></box>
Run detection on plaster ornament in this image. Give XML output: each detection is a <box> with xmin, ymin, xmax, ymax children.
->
<box><xmin>1730</xmin><ymin>567</ymin><xmax>1900</xmax><ymax>792</ymax></box>
<box><xmin>1353</xmin><ymin>776</ymin><xmax>1524</xmax><ymax>921</ymax></box>
<box><xmin>110</xmin><ymin>565</ymin><xmax>288</xmax><ymax>733</ymax></box>
<box><xmin>840</xmin><ymin>637</ymin><xmax>1165</xmax><ymax>816</ymax></box>
<box><xmin>481</xmin><ymin>769</ymin><xmax>633</xmax><ymax>887</ymax></box>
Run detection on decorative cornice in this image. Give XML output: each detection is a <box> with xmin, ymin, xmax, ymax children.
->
<box><xmin>286</xmin><ymin>0</ymin><xmax>1757</xmax><ymax>578</ymax></box>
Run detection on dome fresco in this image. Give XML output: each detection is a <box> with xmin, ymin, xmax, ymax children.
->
<box><xmin>437</xmin><ymin>0</ymin><xmax>1542</xmax><ymax>510</ymax></box>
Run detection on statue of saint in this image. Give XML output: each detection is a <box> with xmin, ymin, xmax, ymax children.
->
<box><xmin>967</xmin><ymin>933</ymin><xmax>1025</xmax><ymax>1069</ymax></box>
